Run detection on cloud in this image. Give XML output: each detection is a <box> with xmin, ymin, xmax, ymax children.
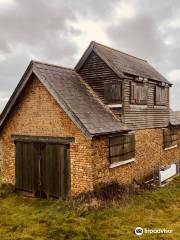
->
<box><xmin>0</xmin><ymin>0</ymin><xmax>80</xmax><ymax>111</ymax></box>
<box><xmin>0</xmin><ymin>0</ymin><xmax>118</xmax><ymax>110</ymax></box>
<box><xmin>106</xmin><ymin>0</ymin><xmax>180</xmax><ymax>110</ymax></box>
<box><xmin>167</xmin><ymin>69</ymin><xmax>180</xmax><ymax>83</ymax></box>
<box><xmin>0</xmin><ymin>0</ymin><xmax>180</xmax><ymax>111</ymax></box>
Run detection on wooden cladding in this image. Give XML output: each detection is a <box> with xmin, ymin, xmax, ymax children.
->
<box><xmin>77</xmin><ymin>48</ymin><xmax>170</xmax><ymax>130</ymax></box>
<box><xmin>130</xmin><ymin>81</ymin><xmax>148</xmax><ymax>105</ymax></box>
<box><xmin>104</xmin><ymin>81</ymin><xmax>122</xmax><ymax>104</ymax></box>
<box><xmin>163</xmin><ymin>128</ymin><xmax>178</xmax><ymax>149</ymax></box>
<box><xmin>124</xmin><ymin>79</ymin><xmax>169</xmax><ymax>130</ymax></box>
<box><xmin>15</xmin><ymin>140</ymin><xmax>70</xmax><ymax>199</ymax></box>
<box><xmin>78</xmin><ymin>51</ymin><xmax>121</xmax><ymax>102</ymax></box>
<box><xmin>109</xmin><ymin>134</ymin><xmax>135</xmax><ymax>164</ymax></box>
<box><xmin>155</xmin><ymin>86</ymin><xmax>168</xmax><ymax>106</ymax></box>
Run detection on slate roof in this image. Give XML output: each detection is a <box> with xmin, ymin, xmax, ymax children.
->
<box><xmin>0</xmin><ymin>61</ymin><xmax>129</xmax><ymax>138</ymax></box>
<box><xmin>170</xmin><ymin>111</ymin><xmax>180</xmax><ymax>126</ymax></box>
<box><xmin>75</xmin><ymin>41</ymin><xmax>171</xmax><ymax>85</ymax></box>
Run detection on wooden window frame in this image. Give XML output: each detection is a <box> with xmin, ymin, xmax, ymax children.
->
<box><xmin>109</xmin><ymin>133</ymin><xmax>135</xmax><ymax>165</ymax></box>
<box><xmin>155</xmin><ymin>86</ymin><xmax>168</xmax><ymax>106</ymax></box>
<box><xmin>130</xmin><ymin>81</ymin><xmax>148</xmax><ymax>105</ymax></box>
<box><xmin>104</xmin><ymin>81</ymin><xmax>122</xmax><ymax>104</ymax></box>
<box><xmin>163</xmin><ymin>128</ymin><xmax>178</xmax><ymax>150</ymax></box>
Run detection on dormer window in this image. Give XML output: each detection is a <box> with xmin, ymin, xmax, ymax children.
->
<box><xmin>155</xmin><ymin>86</ymin><xmax>168</xmax><ymax>106</ymax></box>
<box><xmin>104</xmin><ymin>81</ymin><xmax>122</xmax><ymax>104</ymax></box>
<box><xmin>130</xmin><ymin>81</ymin><xmax>148</xmax><ymax>105</ymax></box>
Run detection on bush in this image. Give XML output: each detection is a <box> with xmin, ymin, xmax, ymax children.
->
<box><xmin>94</xmin><ymin>181</ymin><xmax>126</xmax><ymax>201</ymax></box>
<box><xmin>76</xmin><ymin>181</ymin><xmax>126</xmax><ymax>203</ymax></box>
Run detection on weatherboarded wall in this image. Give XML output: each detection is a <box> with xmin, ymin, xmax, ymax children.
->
<box><xmin>0</xmin><ymin>76</ymin><xmax>94</xmax><ymax>195</ymax></box>
<box><xmin>92</xmin><ymin>128</ymin><xmax>180</xmax><ymax>187</ymax></box>
<box><xmin>123</xmin><ymin>80</ymin><xmax>170</xmax><ymax>130</ymax></box>
<box><xmin>78</xmin><ymin>51</ymin><xmax>121</xmax><ymax>102</ymax></box>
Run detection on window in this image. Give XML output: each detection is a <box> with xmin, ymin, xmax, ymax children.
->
<box><xmin>163</xmin><ymin>128</ymin><xmax>178</xmax><ymax>149</ymax></box>
<box><xmin>109</xmin><ymin>134</ymin><xmax>135</xmax><ymax>164</ymax></box>
<box><xmin>104</xmin><ymin>81</ymin><xmax>122</xmax><ymax>104</ymax></box>
<box><xmin>155</xmin><ymin>86</ymin><xmax>168</xmax><ymax>106</ymax></box>
<box><xmin>130</xmin><ymin>81</ymin><xmax>148</xmax><ymax>105</ymax></box>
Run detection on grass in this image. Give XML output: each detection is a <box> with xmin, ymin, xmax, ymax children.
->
<box><xmin>0</xmin><ymin>177</ymin><xmax>180</xmax><ymax>240</ymax></box>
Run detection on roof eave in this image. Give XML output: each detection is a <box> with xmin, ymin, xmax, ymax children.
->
<box><xmin>91</xmin><ymin>128</ymin><xmax>131</xmax><ymax>138</ymax></box>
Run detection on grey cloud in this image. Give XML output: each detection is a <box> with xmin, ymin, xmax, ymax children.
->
<box><xmin>0</xmin><ymin>0</ymin><xmax>180</xmax><ymax>111</ymax></box>
<box><xmin>0</xmin><ymin>0</ymin><xmax>79</xmax><ymax>111</ymax></box>
<box><xmin>107</xmin><ymin>0</ymin><xmax>180</xmax><ymax>110</ymax></box>
<box><xmin>0</xmin><ymin>0</ymin><xmax>118</xmax><ymax>111</ymax></box>
<box><xmin>67</xmin><ymin>0</ymin><xmax>119</xmax><ymax>19</ymax></box>
<box><xmin>0</xmin><ymin>0</ymin><xmax>78</xmax><ymax>63</ymax></box>
<box><xmin>108</xmin><ymin>14</ymin><xmax>165</xmax><ymax>63</ymax></box>
<box><xmin>0</xmin><ymin>39</ymin><xmax>11</xmax><ymax>54</ymax></box>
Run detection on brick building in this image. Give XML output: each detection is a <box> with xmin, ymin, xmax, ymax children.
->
<box><xmin>0</xmin><ymin>41</ymin><xmax>179</xmax><ymax>198</ymax></box>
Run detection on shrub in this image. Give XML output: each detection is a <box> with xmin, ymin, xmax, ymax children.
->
<box><xmin>75</xmin><ymin>181</ymin><xmax>126</xmax><ymax>203</ymax></box>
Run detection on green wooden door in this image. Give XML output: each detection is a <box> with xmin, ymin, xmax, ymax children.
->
<box><xmin>40</xmin><ymin>143</ymin><xmax>70</xmax><ymax>198</ymax></box>
<box><xmin>15</xmin><ymin>142</ymin><xmax>39</xmax><ymax>193</ymax></box>
<box><xmin>15</xmin><ymin>141</ymin><xmax>70</xmax><ymax>198</ymax></box>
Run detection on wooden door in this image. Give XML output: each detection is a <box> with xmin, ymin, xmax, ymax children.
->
<box><xmin>15</xmin><ymin>142</ymin><xmax>39</xmax><ymax>193</ymax></box>
<box><xmin>40</xmin><ymin>143</ymin><xmax>70</xmax><ymax>198</ymax></box>
<box><xmin>15</xmin><ymin>140</ymin><xmax>70</xmax><ymax>198</ymax></box>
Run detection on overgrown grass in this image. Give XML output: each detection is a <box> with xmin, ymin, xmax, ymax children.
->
<box><xmin>0</xmin><ymin>177</ymin><xmax>180</xmax><ymax>240</ymax></box>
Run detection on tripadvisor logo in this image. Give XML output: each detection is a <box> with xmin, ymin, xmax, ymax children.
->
<box><xmin>135</xmin><ymin>227</ymin><xmax>143</xmax><ymax>236</ymax></box>
<box><xmin>134</xmin><ymin>227</ymin><xmax>173</xmax><ymax>236</ymax></box>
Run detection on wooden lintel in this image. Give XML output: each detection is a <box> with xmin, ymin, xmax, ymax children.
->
<box><xmin>11</xmin><ymin>135</ymin><xmax>75</xmax><ymax>144</ymax></box>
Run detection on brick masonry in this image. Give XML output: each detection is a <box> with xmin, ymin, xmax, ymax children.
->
<box><xmin>0</xmin><ymin>76</ymin><xmax>179</xmax><ymax>195</ymax></box>
<box><xmin>0</xmin><ymin>76</ymin><xmax>94</xmax><ymax>195</ymax></box>
<box><xmin>92</xmin><ymin>128</ymin><xmax>180</xmax><ymax>187</ymax></box>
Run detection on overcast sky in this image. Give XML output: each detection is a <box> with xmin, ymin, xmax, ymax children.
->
<box><xmin>0</xmin><ymin>0</ymin><xmax>180</xmax><ymax>111</ymax></box>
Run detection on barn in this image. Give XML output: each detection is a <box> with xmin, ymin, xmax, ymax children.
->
<box><xmin>0</xmin><ymin>41</ymin><xmax>180</xmax><ymax>198</ymax></box>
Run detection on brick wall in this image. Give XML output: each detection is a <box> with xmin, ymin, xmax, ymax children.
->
<box><xmin>0</xmin><ymin>76</ymin><xmax>94</xmax><ymax>195</ymax></box>
<box><xmin>0</xmin><ymin>75</ymin><xmax>179</xmax><ymax>196</ymax></box>
<box><xmin>92</xmin><ymin>128</ymin><xmax>180</xmax><ymax>187</ymax></box>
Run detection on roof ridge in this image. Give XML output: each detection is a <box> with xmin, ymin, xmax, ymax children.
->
<box><xmin>91</xmin><ymin>41</ymin><xmax>147</xmax><ymax>62</ymax></box>
<box><xmin>32</xmin><ymin>60</ymin><xmax>74</xmax><ymax>71</ymax></box>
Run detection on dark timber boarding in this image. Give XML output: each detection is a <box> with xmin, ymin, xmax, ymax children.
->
<box><xmin>14</xmin><ymin>136</ymin><xmax>71</xmax><ymax>199</ymax></box>
<box><xmin>78</xmin><ymin>51</ymin><xmax>170</xmax><ymax>130</ymax></box>
<box><xmin>15</xmin><ymin>142</ymin><xmax>38</xmax><ymax>193</ymax></box>
<box><xmin>123</xmin><ymin>80</ymin><xmax>169</xmax><ymax>129</ymax></box>
<box><xmin>79</xmin><ymin>51</ymin><xmax>121</xmax><ymax>102</ymax></box>
<box><xmin>109</xmin><ymin>134</ymin><xmax>135</xmax><ymax>164</ymax></box>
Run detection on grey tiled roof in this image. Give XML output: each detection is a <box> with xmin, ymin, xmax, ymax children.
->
<box><xmin>170</xmin><ymin>111</ymin><xmax>180</xmax><ymax>126</ymax></box>
<box><xmin>32</xmin><ymin>61</ymin><xmax>129</xmax><ymax>137</ymax></box>
<box><xmin>77</xmin><ymin>41</ymin><xmax>171</xmax><ymax>84</ymax></box>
